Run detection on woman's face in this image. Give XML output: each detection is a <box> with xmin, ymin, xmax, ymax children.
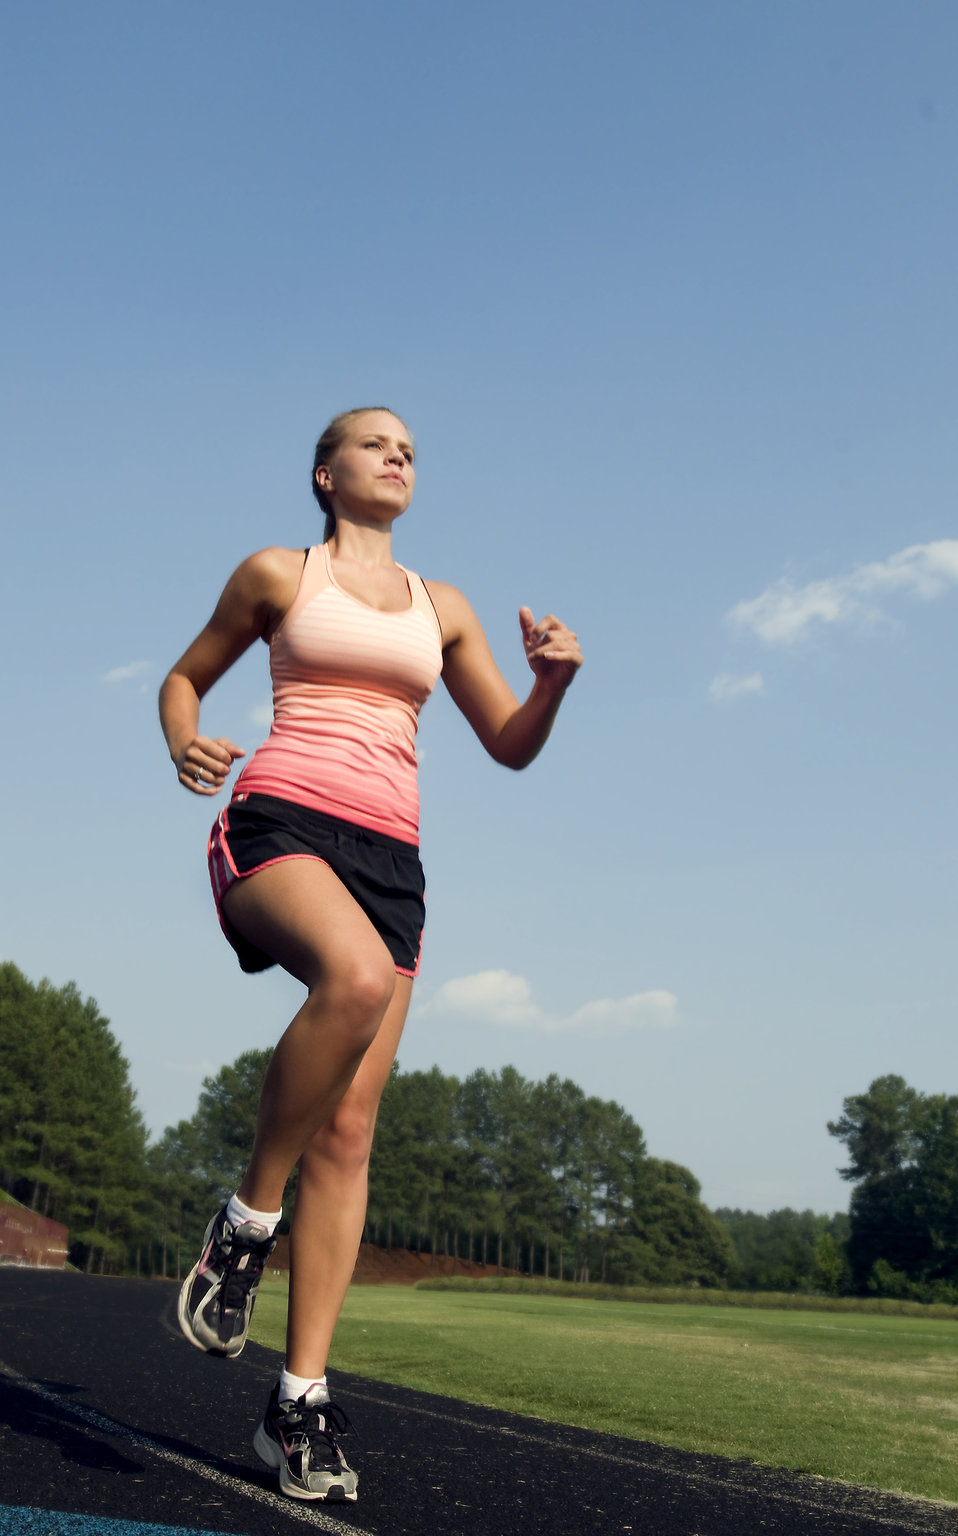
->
<box><xmin>317</xmin><ymin>411</ymin><xmax>415</xmax><ymax>520</ymax></box>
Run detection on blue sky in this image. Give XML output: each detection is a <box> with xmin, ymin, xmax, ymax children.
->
<box><xmin>2</xmin><ymin>1</ymin><xmax>956</xmax><ymax>1216</ymax></box>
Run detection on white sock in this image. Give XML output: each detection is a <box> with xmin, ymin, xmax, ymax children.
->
<box><xmin>279</xmin><ymin>1368</ymin><xmax>329</xmax><ymax>1404</ymax></box>
<box><xmin>225</xmin><ymin>1192</ymin><xmax>282</xmax><ymax>1236</ymax></box>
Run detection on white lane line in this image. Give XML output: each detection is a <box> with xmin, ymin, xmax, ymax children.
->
<box><xmin>343</xmin><ymin>1385</ymin><xmax>954</xmax><ymax>1533</ymax></box>
<box><xmin>0</xmin><ymin>1360</ymin><xmax>373</xmax><ymax>1536</ymax></box>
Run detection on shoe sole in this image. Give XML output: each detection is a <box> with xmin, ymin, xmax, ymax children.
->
<box><xmin>253</xmin><ymin>1422</ymin><xmax>358</xmax><ymax>1502</ymax></box>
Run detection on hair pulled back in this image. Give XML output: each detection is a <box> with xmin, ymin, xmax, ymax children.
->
<box><xmin>311</xmin><ymin>406</ymin><xmax>401</xmax><ymax>542</ymax></box>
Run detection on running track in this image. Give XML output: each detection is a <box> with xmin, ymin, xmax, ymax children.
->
<box><xmin>0</xmin><ymin>1270</ymin><xmax>953</xmax><ymax>1536</ymax></box>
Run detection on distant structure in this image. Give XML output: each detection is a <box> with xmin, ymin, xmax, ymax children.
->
<box><xmin>0</xmin><ymin>1203</ymin><xmax>68</xmax><ymax>1268</ymax></box>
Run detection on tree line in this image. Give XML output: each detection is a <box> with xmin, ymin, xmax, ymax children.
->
<box><xmin>714</xmin><ymin>1208</ymin><xmax>851</xmax><ymax>1294</ymax></box>
<box><xmin>3</xmin><ymin>963</ymin><xmax>956</xmax><ymax>1300</ymax></box>
<box><xmin>366</xmin><ymin>1062</ymin><xmax>737</xmax><ymax>1286</ymax></box>
<box><xmin>145</xmin><ymin>1053</ymin><xmax>738</xmax><ymax>1288</ymax></box>
<box><xmin>827</xmin><ymin>1073</ymin><xmax>958</xmax><ymax>1302</ymax></box>
<box><xmin>0</xmin><ymin>962</ymin><xmax>146</xmax><ymax>1272</ymax></box>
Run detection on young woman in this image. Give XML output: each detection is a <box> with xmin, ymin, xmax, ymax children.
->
<box><xmin>159</xmin><ymin>407</ymin><xmax>582</xmax><ymax>1504</ymax></box>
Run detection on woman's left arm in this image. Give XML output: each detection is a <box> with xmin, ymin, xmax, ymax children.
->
<box><xmin>426</xmin><ymin>582</ymin><xmax>582</xmax><ymax>769</ymax></box>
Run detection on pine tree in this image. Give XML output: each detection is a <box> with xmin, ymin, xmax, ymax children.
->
<box><xmin>0</xmin><ymin>964</ymin><xmax>147</xmax><ymax>1272</ymax></box>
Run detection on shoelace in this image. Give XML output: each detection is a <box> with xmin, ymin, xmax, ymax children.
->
<box><xmin>296</xmin><ymin>1401</ymin><xmax>352</xmax><ymax>1461</ymax></box>
<box><xmin>218</xmin><ymin>1230</ymin><xmax>274</xmax><ymax>1311</ymax></box>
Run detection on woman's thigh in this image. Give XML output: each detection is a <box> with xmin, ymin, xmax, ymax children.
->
<box><xmin>221</xmin><ymin>856</ymin><xmax>395</xmax><ymax>992</ymax></box>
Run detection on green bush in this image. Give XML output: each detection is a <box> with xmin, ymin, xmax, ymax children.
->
<box><xmin>415</xmin><ymin>1273</ymin><xmax>958</xmax><ymax>1320</ymax></box>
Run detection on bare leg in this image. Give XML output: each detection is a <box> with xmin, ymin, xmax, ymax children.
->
<box><xmin>285</xmin><ymin>976</ymin><xmax>413</xmax><ymax>1377</ymax></box>
<box><xmin>220</xmin><ymin>858</ymin><xmax>399</xmax><ymax>1213</ymax></box>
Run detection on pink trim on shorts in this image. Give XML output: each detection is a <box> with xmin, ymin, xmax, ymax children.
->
<box><xmin>207</xmin><ymin>807</ymin><xmax>419</xmax><ymax>977</ymax></box>
<box><xmin>208</xmin><ymin>808</ymin><xmax>329</xmax><ymax>954</ymax></box>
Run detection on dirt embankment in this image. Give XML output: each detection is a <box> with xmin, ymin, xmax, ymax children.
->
<box><xmin>271</xmin><ymin>1237</ymin><xmax>515</xmax><ymax>1286</ymax></box>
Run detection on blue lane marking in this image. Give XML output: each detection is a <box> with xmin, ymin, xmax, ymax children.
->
<box><xmin>0</xmin><ymin>1510</ymin><xmax>252</xmax><ymax>1536</ymax></box>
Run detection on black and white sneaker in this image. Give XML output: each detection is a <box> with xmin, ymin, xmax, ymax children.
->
<box><xmin>177</xmin><ymin>1206</ymin><xmax>276</xmax><ymax>1357</ymax></box>
<box><xmin>253</xmin><ymin>1383</ymin><xmax>358</xmax><ymax>1502</ymax></box>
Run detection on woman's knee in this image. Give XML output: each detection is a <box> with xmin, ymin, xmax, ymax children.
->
<box><xmin>307</xmin><ymin>950</ymin><xmax>396</xmax><ymax>1043</ymax></box>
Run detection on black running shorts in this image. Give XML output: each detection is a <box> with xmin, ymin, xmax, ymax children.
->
<box><xmin>208</xmin><ymin>793</ymin><xmax>425</xmax><ymax>978</ymax></box>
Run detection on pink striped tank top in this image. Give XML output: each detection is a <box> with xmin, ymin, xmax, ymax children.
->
<box><xmin>232</xmin><ymin>543</ymin><xmax>443</xmax><ymax>844</ymax></box>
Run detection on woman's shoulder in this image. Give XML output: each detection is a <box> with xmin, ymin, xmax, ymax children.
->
<box><xmin>240</xmin><ymin>544</ymin><xmax>309</xmax><ymax>576</ymax></box>
<box><xmin>231</xmin><ymin>545</ymin><xmax>307</xmax><ymax>594</ymax></box>
<box><xmin>421</xmin><ymin>577</ymin><xmax>468</xmax><ymax>608</ymax></box>
<box><xmin>218</xmin><ymin>546</ymin><xmax>310</xmax><ymax>631</ymax></box>
<box><xmin>421</xmin><ymin>579</ymin><xmax>477</xmax><ymax>645</ymax></box>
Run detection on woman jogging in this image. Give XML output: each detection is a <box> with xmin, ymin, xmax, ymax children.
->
<box><xmin>159</xmin><ymin>407</ymin><xmax>582</xmax><ymax>1504</ymax></box>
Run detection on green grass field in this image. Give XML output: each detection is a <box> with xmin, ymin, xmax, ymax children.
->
<box><xmin>251</xmin><ymin>1278</ymin><xmax>958</xmax><ymax>1504</ymax></box>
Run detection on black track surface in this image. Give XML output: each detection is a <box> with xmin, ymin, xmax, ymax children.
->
<box><xmin>0</xmin><ymin>1269</ymin><xmax>953</xmax><ymax>1536</ymax></box>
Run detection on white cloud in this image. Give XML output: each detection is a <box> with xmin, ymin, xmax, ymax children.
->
<box><xmin>433</xmin><ymin>971</ymin><xmax>541</xmax><ymax>1027</ymax></box>
<box><xmin>709</xmin><ymin>671</ymin><xmax>765</xmax><ymax>704</ymax></box>
<box><xmin>421</xmin><ymin>970</ymin><xmax>677</xmax><ymax>1035</ymax></box>
<box><xmin>249</xmin><ymin>701</ymin><xmax>273</xmax><ymax>728</ymax></box>
<box><xmin>103</xmin><ymin>660</ymin><xmax>150</xmax><ymax>684</ymax></box>
<box><xmin>729</xmin><ymin>539</ymin><xmax>958</xmax><ymax>645</ymax></box>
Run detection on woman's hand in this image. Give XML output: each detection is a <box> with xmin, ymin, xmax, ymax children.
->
<box><xmin>426</xmin><ymin>581</ymin><xmax>582</xmax><ymax>768</ymax></box>
<box><xmin>174</xmin><ymin>735</ymin><xmax>246</xmax><ymax>796</ymax></box>
<box><xmin>519</xmin><ymin>606</ymin><xmax>583</xmax><ymax>694</ymax></box>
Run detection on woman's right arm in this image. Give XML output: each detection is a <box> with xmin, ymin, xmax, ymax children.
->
<box><xmin>159</xmin><ymin>547</ymin><xmax>301</xmax><ymax>796</ymax></box>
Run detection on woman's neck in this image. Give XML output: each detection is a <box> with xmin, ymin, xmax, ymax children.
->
<box><xmin>327</xmin><ymin>518</ymin><xmax>395</xmax><ymax>567</ymax></box>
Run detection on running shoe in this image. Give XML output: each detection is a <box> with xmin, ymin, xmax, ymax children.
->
<box><xmin>253</xmin><ymin>1383</ymin><xmax>358</xmax><ymax>1502</ymax></box>
<box><xmin>177</xmin><ymin>1206</ymin><xmax>276</xmax><ymax>1357</ymax></box>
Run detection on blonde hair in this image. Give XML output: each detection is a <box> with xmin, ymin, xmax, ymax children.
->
<box><xmin>311</xmin><ymin>407</ymin><xmax>406</xmax><ymax>541</ymax></box>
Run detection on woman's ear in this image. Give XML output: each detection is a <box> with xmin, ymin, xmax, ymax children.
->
<box><xmin>315</xmin><ymin>463</ymin><xmax>333</xmax><ymax>495</ymax></box>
